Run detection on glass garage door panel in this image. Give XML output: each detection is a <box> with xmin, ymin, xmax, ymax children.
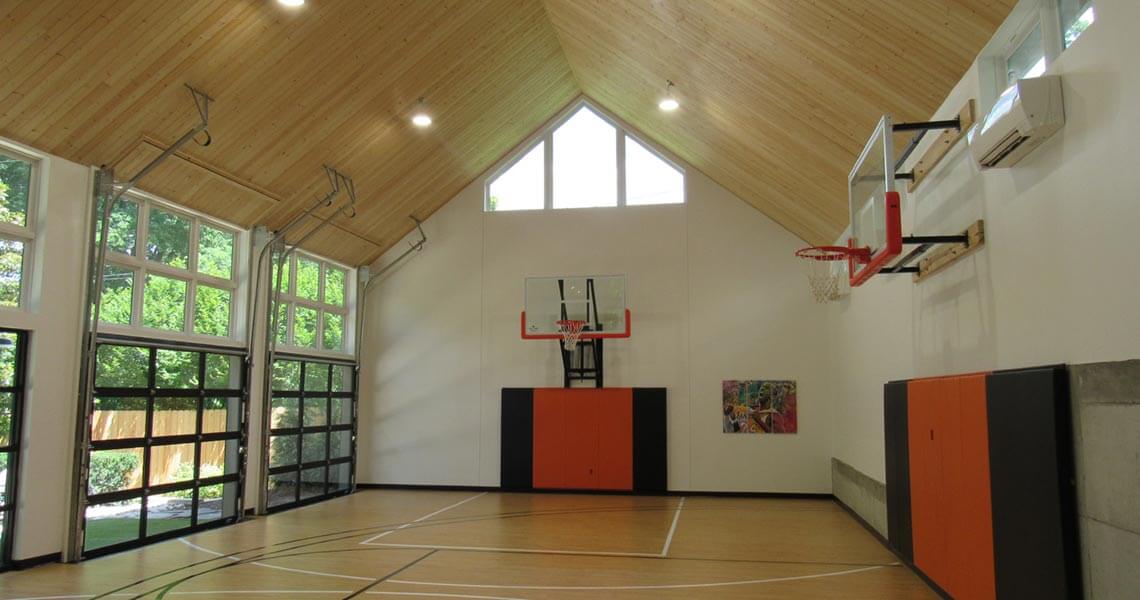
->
<box><xmin>83</xmin><ymin>340</ymin><xmax>247</xmax><ymax>557</ymax></box>
<box><xmin>267</xmin><ymin>356</ymin><xmax>356</xmax><ymax>512</ymax></box>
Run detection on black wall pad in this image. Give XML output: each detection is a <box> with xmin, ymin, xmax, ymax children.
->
<box><xmin>986</xmin><ymin>365</ymin><xmax>1081</xmax><ymax>600</ymax></box>
<box><xmin>500</xmin><ymin>388</ymin><xmax>534</xmax><ymax>490</ymax></box>
<box><xmin>883</xmin><ymin>380</ymin><xmax>913</xmax><ymax>562</ymax></box>
<box><xmin>632</xmin><ymin>388</ymin><xmax>667</xmax><ymax>493</ymax></box>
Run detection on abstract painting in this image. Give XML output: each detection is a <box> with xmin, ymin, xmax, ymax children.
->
<box><xmin>722</xmin><ymin>380</ymin><xmax>797</xmax><ymax>434</ymax></box>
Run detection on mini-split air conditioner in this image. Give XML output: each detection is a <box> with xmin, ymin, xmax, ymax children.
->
<box><xmin>967</xmin><ymin>75</ymin><xmax>1065</xmax><ymax>169</ymax></box>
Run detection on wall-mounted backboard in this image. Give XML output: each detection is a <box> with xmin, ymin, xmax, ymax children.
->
<box><xmin>848</xmin><ymin>115</ymin><xmax>902</xmax><ymax>286</ymax></box>
<box><xmin>522</xmin><ymin>275</ymin><xmax>630</xmax><ymax>340</ymax></box>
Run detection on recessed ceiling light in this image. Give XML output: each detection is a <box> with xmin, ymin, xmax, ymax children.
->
<box><xmin>277</xmin><ymin>0</ymin><xmax>304</xmax><ymax>7</ymax></box>
<box><xmin>659</xmin><ymin>80</ymin><xmax>679</xmax><ymax>112</ymax></box>
<box><xmin>411</xmin><ymin>97</ymin><xmax>432</xmax><ymax>127</ymax></box>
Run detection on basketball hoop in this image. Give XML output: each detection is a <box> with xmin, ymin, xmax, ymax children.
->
<box><xmin>794</xmin><ymin>245</ymin><xmax>870</xmax><ymax>303</ymax></box>
<box><xmin>555</xmin><ymin>319</ymin><xmax>587</xmax><ymax>351</ymax></box>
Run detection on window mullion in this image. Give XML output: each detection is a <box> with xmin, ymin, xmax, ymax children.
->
<box><xmin>616</xmin><ymin>129</ymin><xmax>627</xmax><ymax>207</ymax></box>
<box><xmin>0</xmin><ymin>222</ymin><xmax>32</xmax><ymax>240</ymax></box>
<box><xmin>189</xmin><ymin>218</ymin><xmax>200</xmax><ymax>276</ymax></box>
<box><xmin>544</xmin><ymin>131</ymin><xmax>553</xmax><ymax>210</ymax></box>
<box><xmin>187</xmin><ymin>278</ymin><xmax>197</xmax><ymax>336</ymax></box>
<box><xmin>137</xmin><ymin>200</ymin><xmax>150</xmax><ymax>263</ymax></box>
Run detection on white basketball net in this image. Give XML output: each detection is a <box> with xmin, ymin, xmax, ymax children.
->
<box><xmin>556</xmin><ymin>319</ymin><xmax>586</xmax><ymax>351</ymax></box>
<box><xmin>806</xmin><ymin>260</ymin><xmax>841</xmax><ymax>303</ymax></box>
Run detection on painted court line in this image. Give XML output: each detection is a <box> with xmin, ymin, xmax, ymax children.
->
<box><xmin>177</xmin><ymin>538</ymin><xmax>374</xmax><ymax>581</ymax></box>
<box><xmin>363</xmin><ymin>541</ymin><xmax>661</xmax><ymax>558</ymax></box>
<box><xmin>370</xmin><ymin>592</ymin><xmax>529</xmax><ymax>600</ymax></box>
<box><xmin>6</xmin><ymin>594</ymin><xmax>527</xmax><ymax>600</ymax></box>
<box><xmin>360</xmin><ymin>492</ymin><xmax>488</xmax><ymax>545</ymax></box>
<box><xmin>659</xmin><ymin>496</ymin><xmax>686</xmax><ymax>557</ymax></box>
<box><xmin>388</xmin><ymin>564</ymin><xmax>892</xmax><ymax>590</ymax></box>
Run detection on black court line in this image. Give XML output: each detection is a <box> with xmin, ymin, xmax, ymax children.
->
<box><xmin>343</xmin><ymin>550</ymin><xmax>437</xmax><ymax>599</ymax></box>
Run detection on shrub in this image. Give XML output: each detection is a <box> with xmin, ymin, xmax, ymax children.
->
<box><xmin>89</xmin><ymin>451</ymin><xmax>140</xmax><ymax>495</ymax></box>
<box><xmin>167</xmin><ymin>463</ymin><xmax>225</xmax><ymax>499</ymax></box>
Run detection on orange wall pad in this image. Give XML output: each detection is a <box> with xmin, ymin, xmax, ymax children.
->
<box><xmin>532</xmin><ymin>388</ymin><xmax>633</xmax><ymax>491</ymax></box>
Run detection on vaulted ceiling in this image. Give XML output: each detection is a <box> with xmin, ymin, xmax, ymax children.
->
<box><xmin>0</xmin><ymin>0</ymin><xmax>1013</xmax><ymax>265</ymax></box>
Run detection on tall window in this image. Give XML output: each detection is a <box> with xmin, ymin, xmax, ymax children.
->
<box><xmin>1006</xmin><ymin>23</ymin><xmax>1046</xmax><ymax>85</ymax></box>
<box><xmin>267</xmin><ymin>358</ymin><xmax>354</xmax><ymax>511</ymax></box>
<box><xmin>0</xmin><ymin>150</ymin><xmax>37</xmax><ymax>308</ymax></box>
<box><xmin>83</xmin><ymin>342</ymin><xmax>245</xmax><ymax>556</ymax></box>
<box><xmin>996</xmin><ymin>1</ymin><xmax>1096</xmax><ymax>90</ymax></box>
<box><xmin>97</xmin><ymin>194</ymin><xmax>243</xmax><ymax>343</ymax></box>
<box><xmin>0</xmin><ymin>329</ymin><xmax>26</xmax><ymax>569</ymax></box>
<box><xmin>485</xmin><ymin>101</ymin><xmax>685</xmax><ymax>211</ymax></box>
<box><xmin>1058</xmin><ymin>0</ymin><xmax>1094</xmax><ymax>48</ymax></box>
<box><xmin>271</xmin><ymin>252</ymin><xmax>350</xmax><ymax>355</ymax></box>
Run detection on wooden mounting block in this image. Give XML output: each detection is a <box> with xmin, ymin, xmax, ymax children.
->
<box><xmin>914</xmin><ymin>220</ymin><xmax>985</xmax><ymax>283</ymax></box>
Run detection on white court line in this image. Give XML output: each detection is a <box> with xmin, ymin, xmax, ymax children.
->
<box><xmin>388</xmin><ymin>564</ymin><xmax>894</xmax><ymax>591</ymax></box>
<box><xmin>659</xmin><ymin>496</ymin><xmax>685</xmax><ymax>557</ymax></box>
<box><xmin>167</xmin><ymin>592</ymin><xmax>350</xmax><ymax>596</ymax></box>
<box><xmin>5</xmin><ymin>594</ymin><xmax>352</xmax><ymax>600</ymax></box>
<box><xmin>363</xmin><ymin>542</ymin><xmax>660</xmax><ymax>558</ymax></box>
<box><xmin>369</xmin><ymin>592</ymin><xmax>530</xmax><ymax>600</ymax></box>
<box><xmin>360</xmin><ymin>492</ymin><xmax>488</xmax><ymax>545</ymax></box>
<box><xmin>177</xmin><ymin>537</ymin><xmax>374</xmax><ymax>581</ymax></box>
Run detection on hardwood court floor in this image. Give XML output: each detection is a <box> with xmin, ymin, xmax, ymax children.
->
<box><xmin>0</xmin><ymin>490</ymin><xmax>939</xmax><ymax>599</ymax></box>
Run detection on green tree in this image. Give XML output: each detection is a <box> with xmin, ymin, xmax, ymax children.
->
<box><xmin>0</xmin><ymin>156</ymin><xmax>31</xmax><ymax>226</ymax></box>
<box><xmin>0</xmin><ymin>180</ymin><xmax>25</xmax><ymax>306</ymax></box>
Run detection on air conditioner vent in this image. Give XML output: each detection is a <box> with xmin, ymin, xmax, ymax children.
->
<box><xmin>980</xmin><ymin>131</ymin><xmax>1031</xmax><ymax>168</ymax></box>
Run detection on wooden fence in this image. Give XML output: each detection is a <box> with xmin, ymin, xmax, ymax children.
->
<box><xmin>92</xmin><ymin>410</ymin><xmax>230</xmax><ymax>488</ymax></box>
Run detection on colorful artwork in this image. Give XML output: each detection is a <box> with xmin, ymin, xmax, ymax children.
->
<box><xmin>722</xmin><ymin>380</ymin><xmax>797</xmax><ymax>434</ymax></box>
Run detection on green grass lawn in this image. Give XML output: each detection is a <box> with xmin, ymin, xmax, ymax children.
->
<box><xmin>84</xmin><ymin>517</ymin><xmax>191</xmax><ymax>551</ymax></box>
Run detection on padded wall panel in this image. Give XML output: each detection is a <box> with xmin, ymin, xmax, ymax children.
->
<box><xmin>986</xmin><ymin>366</ymin><xmax>1079</xmax><ymax>600</ymax></box>
<box><xmin>597</xmin><ymin>389</ymin><xmax>634</xmax><ymax>490</ymax></box>
<box><xmin>500</xmin><ymin>388</ymin><xmax>533</xmax><ymax>490</ymax></box>
<box><xmin>950</xmin><ymin>374</ymin><xmax>996</xmax><ymax>600</ymax></box>
<box><xmin>561</xmin><ymin>391</ymin><xmax>602</xmax><ymax>489</ymax></box>
<box><xmin>532</xmin><ymin>389</ymin><xmax>566</xmax><ymax>489</ymax></box>
<box><xmin>884</xmin><ymin>381</ymin><xmax>912</xmax><ymax>561</ymax></box>
<box><xmin>907</xmin><ymin>378</ymin><xmax>948</xmax><ymax>586</ymax></box>
<box><xmin>632</xmin><ymin>388</ymin><xmax>667</xmax><ymax>493</ymax></box>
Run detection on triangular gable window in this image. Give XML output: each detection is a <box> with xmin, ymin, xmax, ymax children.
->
<box><xmin>485</xmin><ymin>101</ymin><xmax>684</xmax><ymax>211</ymax></box>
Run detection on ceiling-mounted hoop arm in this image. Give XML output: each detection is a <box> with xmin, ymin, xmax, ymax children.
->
<box><xmin>892</xmin><ymin>118</ymin><xmax>962</xmax><ymax>177</ymax></box>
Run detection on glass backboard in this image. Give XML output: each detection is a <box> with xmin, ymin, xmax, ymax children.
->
<box><xmin>848</xmin><ymin>115</ymin><xmax>902</xmax><ymax>286</ymax></box>
<box><xmin>522</xmin><ymin>275</ymin><xmax>630</xmax><ymax>339</ymax></box>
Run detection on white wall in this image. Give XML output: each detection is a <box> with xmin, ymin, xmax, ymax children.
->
<box><xmin>828</xmin><ymin>0</ymin><xmax>1140</xmax><ymax>481</ymax></box>
<box><xmin>0</xmin><ymin>142</ymin><xmax>90</xmax><ymax>560</ymax></box>
<box><xmin>359</xmin><ymin>164</ymin><xmax>833</xmax><ymax>493</ymax></box>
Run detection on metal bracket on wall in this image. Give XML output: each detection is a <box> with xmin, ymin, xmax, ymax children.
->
<box><xmin>893</xmin><ymin>100</ymin><xmax>976</xmax><ymax>191</ymax></box>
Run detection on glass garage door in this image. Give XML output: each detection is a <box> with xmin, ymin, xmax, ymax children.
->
<box><xmin>82</xmin><ymin>339</ymin><xmax>246</xmax><ymax>557</ymax></box>
<box><xmin>0</xmin><ymin>329</ymin><xmax>27</xmax><ymax>570</ymax></box>
<box><xmin>267</xmin><ymin>356</ymin><xmax>355</xmax><ymax>511</ymax></box>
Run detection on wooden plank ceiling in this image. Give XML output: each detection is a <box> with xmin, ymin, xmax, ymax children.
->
<box><xmin>541</xmin><ymin>0</ymin><xmax>1015</xmax><ymax>245</ymax></box>
<box><xmin>0</xmin><ymin>0</ymin><xmax>1012</xmax><ymax>264</ymax></box>
<box><xmin>0</xmin><ymin>0</ymin><xmax>578</xmax><ymax>265</ymax></box>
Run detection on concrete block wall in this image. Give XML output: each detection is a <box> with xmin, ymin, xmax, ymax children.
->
<box><xmin>831</xmin><ymin>457</ymin><xmax>887</xmax><ymax>538</ymax></box>
<box><xmin>1068</xmin><ymin>360</ymin><xmax>1140</xmax><ymax>599</ymax></box>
